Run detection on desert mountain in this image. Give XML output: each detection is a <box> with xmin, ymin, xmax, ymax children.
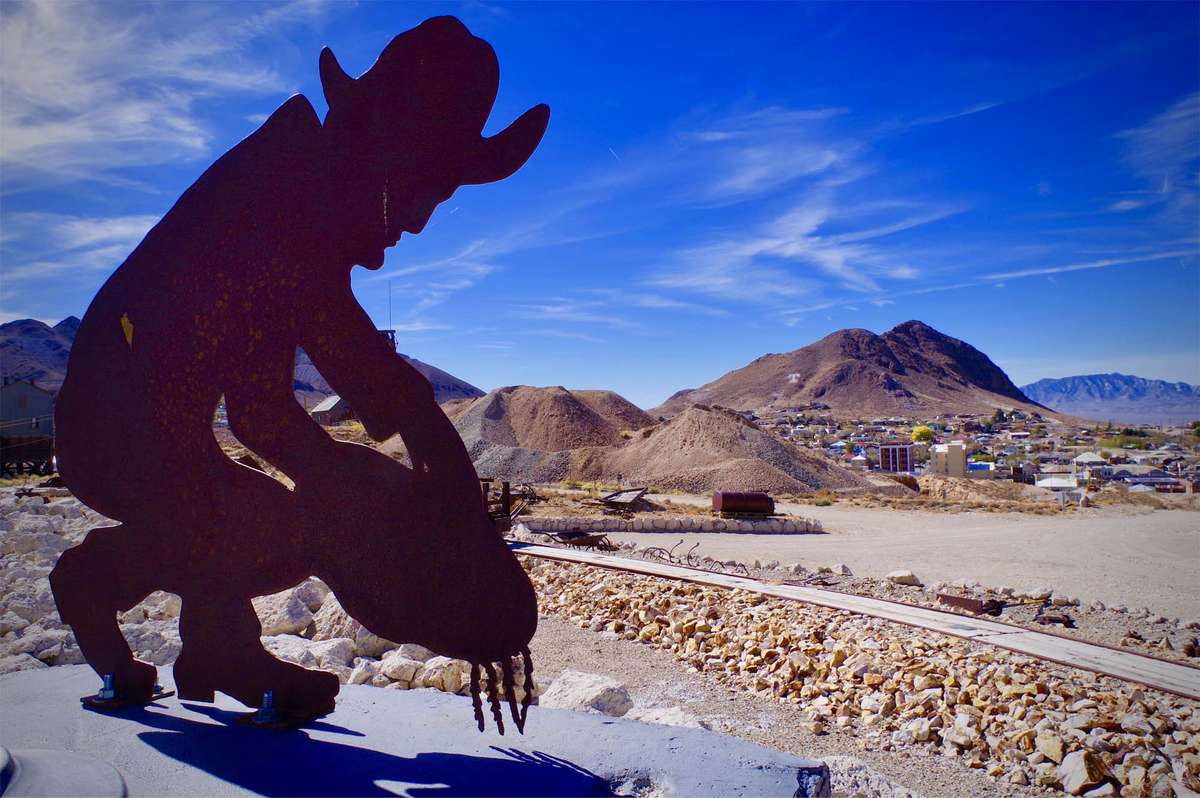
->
<box><xmin>1021</xmin><ymin>373</ymin><xmax>1200</xmax><ymax>427</ymax></box>
<box><xmin>441</xmin><ymin>385</ymin><xmax>871</xmax><ymax>494</ymax></box>
<box><xmin>0</xmin><ymin>317</ymin><xmax>481</xmax><ymax>405</ymax></box>
<box><xmin>654</xmin><ymin>321</ymin><xmax>1041</xmax><ymax>419</ymax></box>
<box><xmin>0</xmin><ymin>317</ymin><xmax>79</xmax><ymax>392</ymax></box>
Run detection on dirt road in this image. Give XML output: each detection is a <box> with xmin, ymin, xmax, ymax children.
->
<box><xmin>606</xmin><ymin>496</ymin><xmax>1200</xmax><ymax>619</ymax></box>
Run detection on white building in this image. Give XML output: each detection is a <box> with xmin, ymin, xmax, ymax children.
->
<box><xmin>929</xmin><ymin>440</ymin><xmax>966</xmax><ymax>477</ymax></box>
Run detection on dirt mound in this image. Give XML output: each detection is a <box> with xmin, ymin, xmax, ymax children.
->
<box><xmin>419</xmin><ymin>389</ymin><xmax>871</xmax><ymax>494</ymax></box>
<box><xmin>916</xmin><ymin>475</ymin><xmax>1053</xmax><ymax>504</ymax></box>
<box><xmin>573</xmin><ymin>390</ymin><xmax>655</xmax><ymax>433</ymax></box>
<box><xmin>602</xmin><ymin>405</ymin><xmax>873</xmax><ymax>494</ymax></box>
<box><xmin>455</xmin><ymin>386</ymin><xmax>629</xmax><ymax>451</ymax></box>
<box><xmin>447</xmin><ymin>386</ymin><xmax>649</xmax><ymax>483</ymax></box>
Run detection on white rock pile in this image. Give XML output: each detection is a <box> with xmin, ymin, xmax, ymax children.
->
<box><xmin>522</xmin><ymin>557</ymin><xmax>1200</xmax><ymax>797</ymax></box>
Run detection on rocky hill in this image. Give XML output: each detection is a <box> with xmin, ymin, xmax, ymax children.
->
<box><xmin>1021</xmin><ymin>373</ymin><xmax>1200</xmax><ymax>426</ymax></box>
<box><xmin>437</xmin><ymin>386</ymin><xmax>870</xmax><ymax>494</ymax></box>
<box><xmin>653</xmin><ymin>321</ymin><xmax>1041</xmax><ymax>419</ymax></box>
<box><xmin>0</xmin><ymin>317</ymin><xmax>481</xmax><ymax>404</ymax></box>
<box><xmin>0</xmin><ymin>317</ymin><xmax>79</xmax><ymax>392</ymax></box>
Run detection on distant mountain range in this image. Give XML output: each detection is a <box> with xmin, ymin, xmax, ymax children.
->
<box><xmin>653</xmin><ymin>320</ymin><xmax>1043</xmax><ymax>418</ymax></box>
<box><xmin>1020</xmin><ymin>374</ymin><xmax>1200</xmax><ymax>427</ymax></box>
<box><xmin>0</xmin><ymin>317</ymin><xmax>482</xmax><ymax>405</ymax></box>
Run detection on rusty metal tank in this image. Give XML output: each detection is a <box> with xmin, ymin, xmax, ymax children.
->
<box><xmin>712</xmin><ymin>491</ymin><xmax>774</xmax><ymax>515</ymax></box>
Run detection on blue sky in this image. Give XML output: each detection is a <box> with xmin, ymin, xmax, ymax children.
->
<box><xmin>2</xmin><ymin>1</ymin><xmax>1197</xmax><ymax>407</ymax></box>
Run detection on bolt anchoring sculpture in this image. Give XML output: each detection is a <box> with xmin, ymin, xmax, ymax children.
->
<box><xmin>49</xmin><ymin>16</ymin><xmax>549</xmax><ymax>732</ymax></box>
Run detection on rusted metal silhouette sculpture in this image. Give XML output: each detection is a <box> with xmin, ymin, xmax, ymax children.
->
<box><xmin>50</xmin><ymin>16</ymin><xmax>548</xmax><ymax>732</ymax></box>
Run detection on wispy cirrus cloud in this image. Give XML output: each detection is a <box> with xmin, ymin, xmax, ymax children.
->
<box><xmin>984</xmin><ymin>249</ymin><xmax>1196</xmax><ymax>281</ymax></box>
<box><xmin>0</xmin><ymin>212</ymin><xmax>159</xmax><ymax>286</ymax></box>
<box><xmin>565</xmin><ymin>105</ymin><xmax>862</xmax><ymax>211</ymax></box>
<box><xmin>780</xmin><ymin>245</ymin><xmax>1196</xmax><ymax>321</ymax></box>
<box><xmin>0</xmin><ymin>0</ymin><xmax>333</xmax><ymax>190</ymax></box>
<box><xmin>653</xmin><ymin>197</ymin><xmax>962</xmax><ymax>302</ymax></box>
<box><xmin>510</xmin><ymin>297</ymin><xmax>644</xmax><ymax>331</ymax></box>
<box><xmin>1106</xmin><ymin>91</ymin><xmax>1200</xmax><ymax>222</ymax></box>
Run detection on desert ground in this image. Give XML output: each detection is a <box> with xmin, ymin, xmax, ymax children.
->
<box><xmin>607</xmin><ymin>496</ymin><xmax>1200</xmax><ymax>620</ymax></box>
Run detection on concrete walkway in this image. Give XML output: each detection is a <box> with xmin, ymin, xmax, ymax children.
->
<box><xmin>513</xmin><ymin>543</ymin><xmax>1200</xmax><ymax>700</ymax></box>
<box><xmin>1</xmin><ymin>665</ymin><xmax>831</xmax><ymax>798</ymax></box>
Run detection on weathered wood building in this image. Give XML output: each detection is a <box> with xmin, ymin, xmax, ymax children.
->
<box><xmin>0</xmin><ymin>379</ymin><xmax>55</xmax><ymax>474</ymax></box>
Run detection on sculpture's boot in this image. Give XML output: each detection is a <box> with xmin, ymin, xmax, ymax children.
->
<box><xmin>50</xmin><ymin>525</ymin><xmax>159</xmax><ymax>703</ymax></box>
<box><xmin>174</xmin><ymin>596</ymin><xmax>338</xmax><ymax>722</ymax></box>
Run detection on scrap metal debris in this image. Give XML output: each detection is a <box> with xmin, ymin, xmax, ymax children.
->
<box><xmin>639</xmin><ymin>539</ymin><xmax>750</xmax><ymax>577</ymax></box>
<box><xmin>937</xmin><ymin>592</ymin><xmax>1006</xmax><ymax>617</ymax></box>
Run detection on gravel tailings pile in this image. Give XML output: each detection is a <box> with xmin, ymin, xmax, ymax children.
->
<box><xmin>451</xmin><ymin>392</ymin><xmax>874</xmax><ymax>493</ymax></box>
<box><xmin>525</xmin><ymin>557</ymin><xmax>1200</xmax><ymax>797</ymax></box>
<box><xmin>454</xmin><ymin>386</ymin><xmax>644</xmax><ymax>450</ymax></box>
<box><xmin>602</xmin><ymin>405</ymin><xmax>874</xmax><ymax>494</ymax></box>
<box><xmin>572</xmin><ymin>389</ymin><xmax>655</xmax><ymax>433</ymax></box>
<box><xmin>452</xmin><ymin>386</ymin><xmax>651</xmax><ymax>484</ymax></box>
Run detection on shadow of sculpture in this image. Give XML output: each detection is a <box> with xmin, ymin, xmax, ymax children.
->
<box><xmin>119</xmin><ymin>705</ymin><xmax>614</xmax><ymax>797</ymax></box>
<box><xmin>49</xmin><ymin>15</ymin><xmax>549</xmax><ymax>732</ymax></box>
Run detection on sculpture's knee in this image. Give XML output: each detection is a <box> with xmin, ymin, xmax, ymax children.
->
<box><xmin>50</xmin><ymin>542</ymin><xmax>94</xmax><ymax>620</ymax></box>
<box><xmin>51</xmin><ymin>527</ymin><xmax>145</xmax><ymax>618</ymax></box>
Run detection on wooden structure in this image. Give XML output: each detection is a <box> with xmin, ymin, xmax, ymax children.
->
<box><xmin>0</xmin><ymin>379</ymin><xmax>55</xmax><ymax>475</ymax></box>
<box><xmin>310</xmin><ymin>394</ymin><xmax>352</xmax><ymax>425</ymax></box>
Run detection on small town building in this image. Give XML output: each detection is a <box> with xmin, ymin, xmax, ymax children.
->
<box><xmin>966</xmin><ymin>461</ymin><xmax>996</xmax><ymax>478</ymax></box>
<box><xmin>929</xmin><ymin>440</ymin><xmax>966</xmax><ymax>477</ymax></box>
<box><xmin>1036</xmin><ymin>475</ymin><xmax>1079</xmax><ymax>491</ymax></box>
<box><xmin>0</xmin><ymin>379</ymin><xmax>55</xmax><ymax>474</ymax></box>
<box><xmin>877</xmin><ymin>442</ymin><xmax>914</xmax><ymax>473</ymax></box>
<box><xmin>1071</xmin><ymin>452</ymin><xmax>1107</xmax><ymax>474</ymax></box>
<box><xmin>311</xmin><ymin>395</ymin><xmax>352</xmax><ymax>425</ymax></box>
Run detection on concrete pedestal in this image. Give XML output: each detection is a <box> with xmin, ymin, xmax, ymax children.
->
<box><xmin>1</xmin><ymin>666</ymin><xmax>830</xmax><ymax>797</ymax></box>
<box><xmin>1</xmin><ymin>745</ymin><xmax>126</xmax><ymax>797</ymax></box>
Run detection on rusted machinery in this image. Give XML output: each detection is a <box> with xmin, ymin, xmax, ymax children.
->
<box><xmin>640</xmin><ymin>539</ymin><xmax>751</xmax><ymax>577</ymax></box>
<box><xmin>584</xmin><ymin>486</ymin><xmax>648</xmax><ymax>516</ymax></box>
<box><xmin>712</xmin><ymin>491</ymin><xmax>775</xmax><ymax>517</ymax></box>
<box><xmin>481</xmin><ymin>479</ymin><xmax>542</xmax><ymax>534</ymax></box>
<box><xmin>936</xmin><ymin>593</ymin><xmax>1005</xmax><ymax>617</ymax></box>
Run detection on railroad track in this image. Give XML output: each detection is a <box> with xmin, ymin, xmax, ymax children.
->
<box><xmin>510</xmin><ymin>542</ymin><xmax>1200</xmax><ymax>700</ymax></box>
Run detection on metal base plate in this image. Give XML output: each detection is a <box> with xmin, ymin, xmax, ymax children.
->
<box><xmin>232</xmin><ymin>708</ymin><xmax>328</xmax><ymax>731</ymax></box>
<box><xmin>80</xmin><ymin>688</ymin><xmax>175</xmax><ymax>712</ymax></box>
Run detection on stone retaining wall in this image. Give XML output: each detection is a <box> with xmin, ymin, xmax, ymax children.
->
<box><xmin>518</xmin><ymin>514</ymin><xmax>822</xmax><ymax>535</ymax></box>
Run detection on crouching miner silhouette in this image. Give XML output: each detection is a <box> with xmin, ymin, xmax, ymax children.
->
<box><xmin>50</xmin><ymin>16</ymin><xmax>549</xmax><ymax>731</ymax></box>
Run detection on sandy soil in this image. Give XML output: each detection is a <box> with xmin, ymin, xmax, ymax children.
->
<box><xmin>605</xmin><ymin>496</ymin><xmax>1200</xmax><ymax>620</ymax></box>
